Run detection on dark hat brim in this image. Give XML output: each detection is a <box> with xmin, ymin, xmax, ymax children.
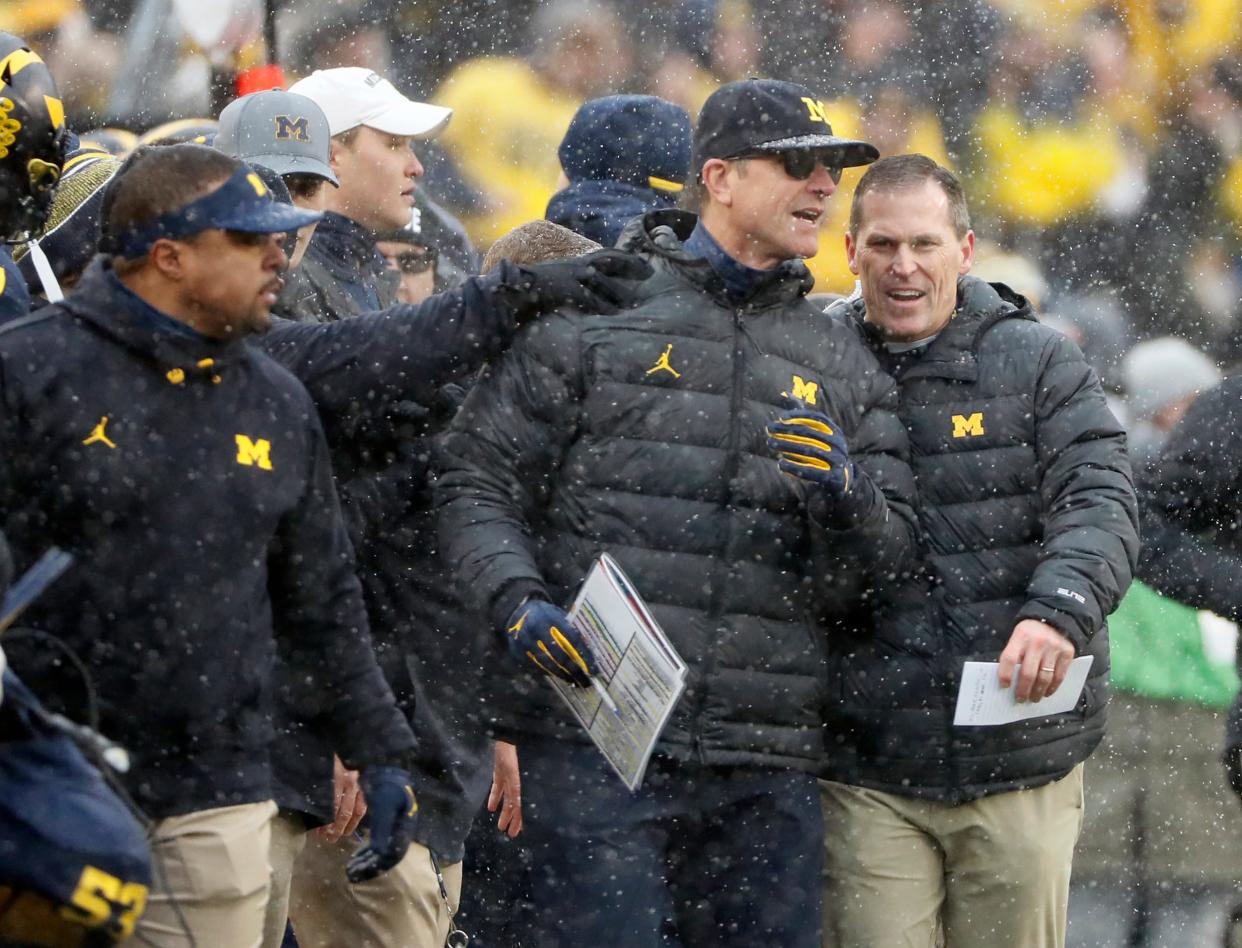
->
<box><xmin>216</xmin><ymin>203</ymin><xmax>324</xmax><ymax>234</ymax></box>
<box><xmin>743</xmin><ymin>134</ymin><xmax>880</xmax><ymax>167</ymax></box>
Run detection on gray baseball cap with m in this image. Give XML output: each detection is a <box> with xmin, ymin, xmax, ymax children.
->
<box><xmin>215</xmin><ymin>90</ymin><xmax>339</xmax><ymax>186</ymax></box>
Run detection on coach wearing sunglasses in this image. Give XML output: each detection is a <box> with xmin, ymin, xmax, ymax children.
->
<box><xmin>437</xmin><ymin>78</ymin><xmax>918</xmax><ymax>947</ymax></box>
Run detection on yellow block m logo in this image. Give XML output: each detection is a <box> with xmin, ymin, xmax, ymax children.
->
<box><xmin>952</xmin><ymin>413</ymin><xmax>985</xmax><ymax>438</ymax></box>
<box><xmin>800</xmin><ymin>96</ymin><xmax>830</xmax><ymax>124</ymax></box>
<box><xmin>235</xmin><ymin>435</ymin><xmax>273</xmax><ymax>470</ymax></box>
<box><xmin>790</xmin><ymin>375</ymin><xmax>819</xmax><ymax>406</ymax></box>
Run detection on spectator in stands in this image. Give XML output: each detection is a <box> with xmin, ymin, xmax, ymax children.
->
<box><xmin>1121</xmin><ymin>337</ymin><xmax>1220</xmax><ymax>469</ymax></box>
<box><xmin>434</xmin><ymin>0</ymin><xmax>634</xmax><ymax>245</ymax></box>
<box><xmin>546</xmin><ymin>94</ymin><xmax>692</xmax><ymax>247</ymax></box>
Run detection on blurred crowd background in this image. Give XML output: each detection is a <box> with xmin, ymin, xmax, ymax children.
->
<box><xmin>11</xmin><ymin>0</ymin><xmax>1242</xmax><ymax>369</ymax></box>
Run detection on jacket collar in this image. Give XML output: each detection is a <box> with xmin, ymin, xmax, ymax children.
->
<box><xmin>618</xmin><ymin>209</ymin><xmax>814</xmax><ymax>310</ymax></box>
<box><xmin>306</xmin><ymin>211</ymin><xmax>388</xmax><ymax>279</ymax></box>
<box><xmin>59</xmin><ymin>257</ymin><xmax>246</xmax><ymax>384</ymax></box>
<box><xmin>848</xmin><ymin>276</ymin><xmax>1035</xmax><ymax>382</ymax></box>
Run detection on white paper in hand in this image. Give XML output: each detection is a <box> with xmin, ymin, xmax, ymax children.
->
<box><xmin>548</xmin><ymin>554</ymin><xmax>687</xmax><ymax>791</ymax></box>
<box><xmin>953</xmin><ymin>656</ymin><xmax>1094</xmax><ymax>726</ymax></box>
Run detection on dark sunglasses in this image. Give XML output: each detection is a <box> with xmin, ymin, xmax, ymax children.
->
<box><xmin>773</xmin><ymin>150</ymin><xmax>845</xmax><ymax>183</ymax></box>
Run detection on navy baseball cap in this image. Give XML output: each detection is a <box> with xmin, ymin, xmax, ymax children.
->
<box><xmin>102</xmin><ymin>158</ymin><xmax>323</xmax><ymax>259</ymax></box>
<box><xmin>559</xmin><ymin>95</ymin><xmax>692</xmax><ymax>193</ymax></box>
<box><xmin>216</xmin><ymin>90</ymin><xmax>339</xmax><ymax>186</ymax></box>
<box><xmin>693</xmin><ymin>78</ymin><xmax>879</xmax><ymax>174</ymax></box>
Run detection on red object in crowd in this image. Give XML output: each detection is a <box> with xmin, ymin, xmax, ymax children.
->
<box><xmin>236</xmin><ymin>64</ymin><xmax>286</xmax><ymax>97</ymax></box>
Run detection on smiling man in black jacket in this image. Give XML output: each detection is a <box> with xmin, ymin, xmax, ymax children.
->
<box><xmin>818</xmin><ymin>155</ymin><xmax>1139</xmax><ymax>948</ymax></box>
<box><xmin>438</xmin><ymin>79</ymin><xmax>917</xmax><ymax>948</ymax></box>
<box><xmin>0</xmin><ymin>144</ymin><xmax>420</xmax><ymax>946</ymax></box>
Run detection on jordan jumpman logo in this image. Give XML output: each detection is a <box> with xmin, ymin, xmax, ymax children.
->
<box><xmin>646</xmin><ymin>343</ymin><xmax>682</xmax><ymax>379</ymax></box>
<box><xmin>82</xmin><ymin>416</ymin><xmax>117</xmax><ymax>449</ymax></box>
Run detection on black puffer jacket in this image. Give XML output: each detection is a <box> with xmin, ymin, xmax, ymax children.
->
<box><xmin>437</xmin><ymin>210</ymin><xmax>917</xmax><ymax>772</ymax></box>
<box><xmin>823</xmin><ymin>278</ymin><xmax>1139</xmax><ymax>800</ymax></box>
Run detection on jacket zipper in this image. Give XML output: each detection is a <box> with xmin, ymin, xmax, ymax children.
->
<box><xmin>689</xmin><ymin>305</ymin><xmax>749</xmax><ymax>763</ymax></box>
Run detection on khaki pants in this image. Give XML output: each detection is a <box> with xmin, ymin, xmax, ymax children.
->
<box><xmin>820</xmin><ymin>765</ymin><xmax>1084</xmax><ymax>948</ymax></box>
<box><xmin>260</xmin><ymin>809</ymin><xmax>310</xmax><ymax>948</ymax></box>
<box><xmin>290</xmin><ymin>832</ymin><xmax>462</xmax><ymax>948</ymax></box>
<box><xmin>135</xmin><ymin>800</ymin><xmax>277</xmax><ymax>948</ymax></box>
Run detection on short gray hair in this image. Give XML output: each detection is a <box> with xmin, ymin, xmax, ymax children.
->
<box><xmin>849</xmin><ymin>154</ymin><xmax>971</xmax><ymax>238</ymax></box>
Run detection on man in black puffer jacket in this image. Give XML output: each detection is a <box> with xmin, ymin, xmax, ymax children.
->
<box><xmin>437</xmin><ymin>79</ymin><xmax>917</xmax><ymax>948</ymax></box>
<box><xmin>819</xmin><ymin>155</ymin><xmax>1139</xmax><ymax>948</ymax></box>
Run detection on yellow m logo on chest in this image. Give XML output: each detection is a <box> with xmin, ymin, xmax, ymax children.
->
<box><xmin>790</xmin><ymin>375</ymin><xmax>819</xmax><ymax>406</ymax></box>
<box><xmin>235</xmin><ymin>435</ymin><xmax>273</xmax><ymax>470</ymax></box>
<box><xmin>951</xmin><ymin>413</ymin><xmax>985</xmax><ymax>438</ymax></box>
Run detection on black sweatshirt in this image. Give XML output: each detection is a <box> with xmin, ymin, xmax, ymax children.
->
<box><xmin>0</xmin><ymin>259</ymin><xmax>414</xmax><ymax>819</ymax></box>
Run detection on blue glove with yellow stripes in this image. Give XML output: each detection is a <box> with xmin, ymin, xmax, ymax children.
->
<box><xmin>505</xmin><ymin>597</ymin><xmax>597</xmax><ymax>688</ymax></box>
<box><xmin>766</xmin><ymin>400</ymin><xmax>881</xmax><ymax>529</ymax></box>
<box><xmin>766</xmin><ymin>404</ymin><xmax>854</xmax><ymax>497</ymax></box>
<box><xmin>346</xmin><ymin>767</ymin><xmax>418</xmax><ymax>883</ymax></box>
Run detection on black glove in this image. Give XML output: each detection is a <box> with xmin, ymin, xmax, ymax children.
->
<box><xmin>765</xmin><ymin>399</ymin><xmax>878</xmax><ymax>528</ymax></box>
<box><xmin>1225</xmin><ymin>746</ymin><xmax>1242</xmax><ymax>803</ymax></box>
<box><xmin>346</xmin><ymin>766</ymin><xmax>418</xmax><ymax>883</ymax></box>
<box><xmin>505</xmin><ymin>596</ymin><xmax>597</xmax><ymax>687</ymax></box>
<box><xmin>515</xmin><ymin>249</ymin><xmax>653</xmax><ymax>316</ymax></box>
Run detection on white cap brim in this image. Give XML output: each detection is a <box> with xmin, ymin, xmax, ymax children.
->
<box><xmin>289</xmin><ymin>68</ymin><xmax>453</xmax><ymax>140</ymax></box>
<box><xmin>361</xmin><ymin>101</ymin><xmax>453</xmax><ymax>140</ymax></box>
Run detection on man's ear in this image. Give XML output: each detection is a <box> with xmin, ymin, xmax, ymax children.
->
<box><xmin>328</xmin><ymin>138</ymin><xmax>347</xmax><ymax>176</ymax></box>
<box><xmin>149</xmin><ymin>239</ymin><xmax>184</xmax><ymax>280</ymax></box>
<box><xmin>845</xmin><ymin>232</ymin><xmax>859</xmax><ymax>276</ymax></box>
<box><xmin>700</xmin><ymin>159</ymin><xmax>734</xmax><ymax>208</ymax></box>
<box><xmin>958</xmin><ymin>230</ymin><xmax>976</xmax><ymax>275</ymax></box>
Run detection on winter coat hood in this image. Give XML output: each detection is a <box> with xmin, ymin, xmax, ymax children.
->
<box><xmin>61</xmin><ymin>258</ymin><xmax>247</xmax><ymax>384</ymax></box>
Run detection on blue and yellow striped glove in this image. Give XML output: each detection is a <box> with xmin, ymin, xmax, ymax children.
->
<box><xmin>766</xmin><ymin>401</ymin><xmax>883</xmax><ymax>529</ymax></box>
<box><xmin>505</xmin><ymin>597</ymin><xmax>597</xmax><ymax>688</ymax></box>
<box><xmin>766</xmin><ymin>405</ymin><xmax>854</xmax><ymax>497</ymax></box>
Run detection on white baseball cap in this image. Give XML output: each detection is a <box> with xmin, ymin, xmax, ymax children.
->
<box><xmin>288</xmin><ymin>67</ymin><xmax>453</xmax><ymax>139</ymax></box>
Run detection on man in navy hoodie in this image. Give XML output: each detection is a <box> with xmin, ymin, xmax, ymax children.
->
<box><xmin>0</xmin><ymin>143</ymin><xmax>419</xmax><ymax>946</ymax></box>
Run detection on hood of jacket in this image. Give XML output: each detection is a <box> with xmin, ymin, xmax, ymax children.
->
<box><xmin>57</xmin><ymin>257</ymin><xmax>247</xmax><ymax>383</ymax></box>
